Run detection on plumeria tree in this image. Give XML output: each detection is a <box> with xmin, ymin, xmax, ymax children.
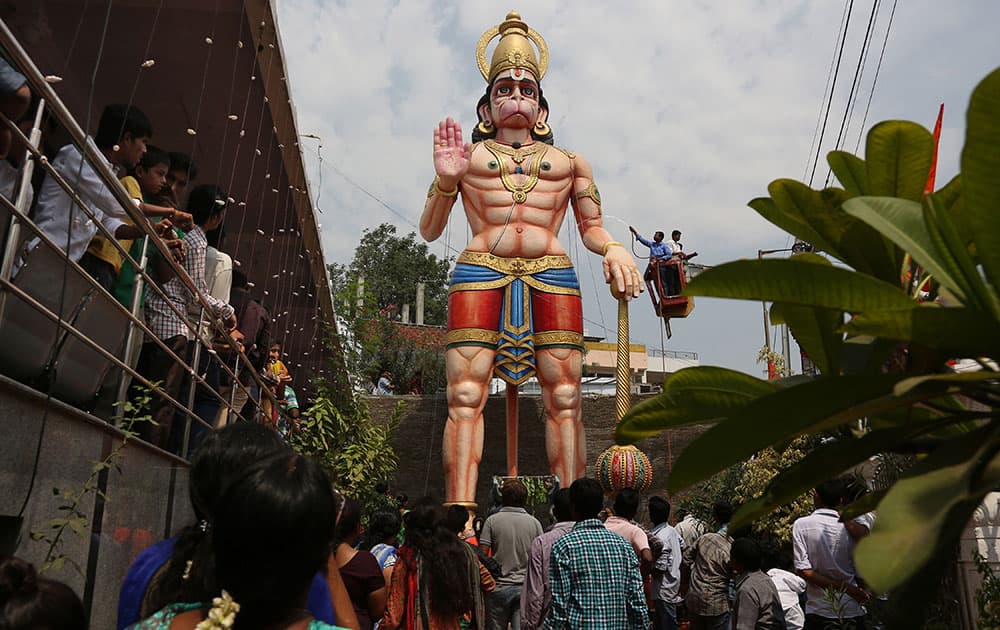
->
<box><xmin>617</xmin><ymin>67</ymin><xmax>1000</xmax><ymax>628</ymax></box>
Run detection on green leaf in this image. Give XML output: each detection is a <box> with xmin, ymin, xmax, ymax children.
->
<box><xmin>731</xmin><ymin>423</ymin><xmax>937</xmax><ymax>531</ymax></box>
<box><xmin>827</xmin><ymin>150</ymin><xmax>869</xmax><ymax>196</ymax></box>
<box><xmin>770</xmin><ymin>303</ymin><xmax>844</xmax><ymax>375</ymax></box>
<box><xmin>615</xmin><ymin>367</ymin><xmax>777</xmax><ymax>443</ymax></box>
<box><xmin>764</xmin><ymin>181</ymin><xmax>846</xmax><ymax>257</ymax></box>
<box><xmin>685</xmin><ymin>259</ymin><xmax>915</xmax><ymax>312</ymax></box>
<box><xmin>667</xmin><ymin>374</ymin><xmax>908</xmax><ymax>493</ymax></box>
<box><xmin>843</xmin><ymin>196</ymin><xmax>970</xmax><ymax>301</ymax></box>
<box><xmin>962</xmin><ymin>66</ymin><xmax>1000</xmax><ymax>289</ymax></box>
<box><xmin>841</xmin><ymin>488</ymin><xmax>887</xmax><ymax>520</ymax></box>
<box><xmin>844</xmin><ymin>305</ymin><xmax>1000</xmax><ymax>357</ymax></box>
<box><xmin>892</xmin><ymin>371</ymin><xmax>1000</xmax><ymax>397</ymax></box>
<box><xmin>749</xmin><ymin>197</ymin><xmax>829</xmax><ymax>258</ymax></box>
<box><xmin>923</xmin><ymin>194</ymin><xmax>1000</xmax><ymax>318</ymax></box>
<box><xmin>878</xmin><ymin>495</ymin><xmax>982</xmax><ymax>628</ymax></box>
<box><xmin>931</xmin><ymin>174</ymin><xmax>973</xmax><ymax>245</ymax></box>
<box><xmin>854</xmin><ymin>424</ymin><xmax>999</xmax><ymax>593</ymax></box>
<box><xmin>864</xmin><ymin>120</ymin><xmax>934</xmax><ymax>202</ymax></box>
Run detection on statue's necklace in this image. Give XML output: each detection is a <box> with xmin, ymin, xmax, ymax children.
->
<box><xmin>484</xmin><ymin>139</ymin><xmax>548</xmax><ymax>204</ymax></box>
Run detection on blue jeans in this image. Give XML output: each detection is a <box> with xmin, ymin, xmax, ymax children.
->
<box><xmin>653</xmin><ymin>601</ymin><xmax>679</xmax><ymax>630</ymax></box>
<box><xmin>486</xmin><ymin>583</ymin><xmax>522</xmax><ymax>630</ymax></box>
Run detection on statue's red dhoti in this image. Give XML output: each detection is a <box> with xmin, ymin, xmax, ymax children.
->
<box><xmin>420</xmin><ymin>12</ymin><xmax>643</xmax><ymax>505</ymax></box>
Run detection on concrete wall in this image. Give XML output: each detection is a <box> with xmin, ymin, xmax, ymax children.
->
<box><xmin>368</xmin><ymin>393</ymin><xmax>707</xmax><ymax>513</ymax></box>
<box><xmin>0</xmin><ymin>376</ymin><xmax>192</xmax><ymax>629</ymax></box>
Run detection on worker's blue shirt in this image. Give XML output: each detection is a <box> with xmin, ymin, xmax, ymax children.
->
<box><xmin>636</xmin><ymin>234</ymin><xmax>671</xmax><ymax>259</ymax></box>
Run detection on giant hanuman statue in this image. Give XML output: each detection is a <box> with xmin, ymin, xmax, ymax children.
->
<box><xmin>419</xmin><ymin>12</ymin><xmax>642</xmax><ymax>505</ymax></box>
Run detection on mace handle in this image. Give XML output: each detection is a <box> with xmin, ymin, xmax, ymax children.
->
<box><xmin>615</xmin><ymin>296</ymin><xmax>630</xmax><ymax>424</ymax></box>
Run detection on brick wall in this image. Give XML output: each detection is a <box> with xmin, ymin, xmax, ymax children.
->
<box><xmin>367</xmin><ymin>393</ymin><xmax>708</xmax><ymax>513</ymax></box>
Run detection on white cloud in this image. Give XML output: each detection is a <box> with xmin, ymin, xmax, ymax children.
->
<box><xmin>277</xmin><ymin>0</ymin><xmax>1000</xmax><ymax>377</ymax></box>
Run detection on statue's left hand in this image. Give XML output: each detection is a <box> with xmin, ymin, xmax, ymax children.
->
<box><xmin>603</xmin><ymin>246</ymin><xmax>643</xmax><ymax>299</ymax></box>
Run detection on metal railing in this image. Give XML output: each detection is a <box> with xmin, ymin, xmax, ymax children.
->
<box><xmin>0</xmin><ymin>24</ymin><xmax>283</xmax><ymax>458</ymax></box>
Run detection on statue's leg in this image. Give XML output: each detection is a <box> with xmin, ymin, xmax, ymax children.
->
<box><xmin>536</xmin><ymin>346</ymin><xmax>585</xmax><ymax>485</ymax></box>
<box><xmin>443</xmin><ymin>344</ymin><xmax>495</xmax><ymax>504</ymax></box>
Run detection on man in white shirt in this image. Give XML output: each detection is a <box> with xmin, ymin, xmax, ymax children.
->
<box><xmin>792</xmin><ymin>478</ymin><xmax>870</xmax><ymax>630</ymax></box>
<box><xmin>24</xmin><ymin>104</ymin><xmax>177</xmax><ymax>283</ymax></box>
<box><xmin>648</xmin><ymin>496</ymin><xmax>684</xmax><ymax>630</ymax></box>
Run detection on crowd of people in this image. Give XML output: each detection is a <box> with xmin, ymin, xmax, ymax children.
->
<box><xmin>0</xmin><ymin>461</ymin><xmax>876</xmax><ymax>630</ymax></box>
<box><xmin>1</xmin><ymin>55</ymin><xmax>306</xmax><ymax>454</ymax></box>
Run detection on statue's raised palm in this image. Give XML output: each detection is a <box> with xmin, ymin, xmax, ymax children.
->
<box><xmin>433</xmin><ymin>117</ymin><xmax>472</xmax><ymax>182</ymax></box>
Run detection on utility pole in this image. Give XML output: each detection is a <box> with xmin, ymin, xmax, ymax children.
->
<box><xmin>758</xmin><ymin>242</ymin><xmax>812</xmax><ymax>377</ymax></box>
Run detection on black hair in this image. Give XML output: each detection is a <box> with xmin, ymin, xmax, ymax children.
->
<box><xmin>648</xmin><ymin>495</ymin><xmax>671</xmax><ymax>525</ymax></box>
<box><xmin>0</xmin><ymin>557</ymin><xmax>86</xmax><ymax>630</ymax></box>
<box><xmin>672</xmin><ymin>230</ymin><xmax>682</xmax><ymax>237</ymax></box>
<box><xmin>761</xmin><ymin>540</ymin><xmax>794</xmax><ymax>573</ymax></box>
<box><xmin>362</xmin><ymin>509</ymin><xmax>402</xmax><ymax>551</ymax></box>
<box><xmin>815</xmin><ymin>478</ymin><xmax>848</xmax><ymax>509</ymax></box>
<box><xmin>501</xmin><ymin>478</ymin><xmax>528</xmax><ymax>508</ymax></box>
<box><xmin>444</xmin><ymin>504</ymin><xmax>471</xmax><ymax>535</ymax></box>
<box><xmin>569</xmin><ymin>478</ymin><xmax>604</xmax><ymax>520</ymax></box>
<box><xmin>470</xmin><ymin>85</ymin><xmax>554</xmax><ymax>145</ymax></box>
<box><xmin>94</xmin><ymin>104</ymin><xmax>152</xmax><ymax>150</ymax></box>
<box><xmin>335</xmin><ymin>497</ymin><xmax>362</xmax><ymax>545</ymax></box>
<box><xmin>232</xmin><ymin>269</ymin><xmax>248</xmax><ymax>291</ymax></box>
<box><xmin>168</xmin><ymin>151</ymin><xmax>198</xmax><ymax>181</ymax></box>
<box><xmin>653</xmin><ymin>231</ymin><xmax>665</xmax><ymax>241</ymax></box>
<box><xmin>712</xmin><ymin>500</ymin><xmax>734</xmax><ymax>525</ymax></box>
<box><xmin>613</xmin><ymin>488</ymin><xmax>641</xmax><ymax>521</ymax></box>
<box><xmin>551</xmin><ymin>488</ymin><xmax>572</xmax><ymax>522</ymax></box>
<box><xmin>144</xmin><ymin>423</ymin><xmax>286</xmax><ymax>614</ymax></box>
<box><xmin>730</xmin><ymin>537</ymin><xmax>763</xmax><ymax>572</ymax></box>
<box><xmin>213</xmin><ymin>452</ymin><xmax>338</xmax><ymax>627</ymax></box>
<box><xmin>138</xmin><ymin>145</ymin><xmax>171</xmax><ymax>170</ymax></box>
<box><xmin>401</xmin><ymin>498</ymin><xmax>476</xmax><ymax>616</ymax></box>
<box><xmin>205</xmin><ymin>225</ymin><xmax>225</xmax><ymax>249</ymax></box>
<box><xmin>187</xmin><ymin>184</ymin><xmax>227</xmax><ymax>226</ymax></box>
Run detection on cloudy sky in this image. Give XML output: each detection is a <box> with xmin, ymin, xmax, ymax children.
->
<box><xmin>275</xmin><ymin>0</ymin><xmax>999</xmax><ymax>377</ymax></box>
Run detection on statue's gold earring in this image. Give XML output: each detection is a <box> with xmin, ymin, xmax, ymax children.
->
<box><xmin>477</xmin><ymin>120</ymin><xmax>493</xmax><ymax>135</ymax></box>
<box><xmin>534</xmin><ymin>121</ymin><xmax>551</xmax><ymax>136</ymax></box>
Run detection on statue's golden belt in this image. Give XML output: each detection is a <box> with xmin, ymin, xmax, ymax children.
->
<box><xmin>455</xmin><ymin>251</ymin><xmax>573</xmax><ymax>276</ymax></box>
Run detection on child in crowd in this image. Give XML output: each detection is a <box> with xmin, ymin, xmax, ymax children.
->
<box><xmin>112</xmin><ymin>145</ymin><xmax>184</xmax><ymax>307</ymax></box>
<box><xmin>730</xmin><ymin>538</ymin><xmax>785</xmax><ymax>630</ymax></box>
<box><xmin>764</xmin><ymin>541</ymin><xmax>806</xmax><ymax>630</ymax></box>
<box><xmin>160</xmin><ymin>151</ymin><xmax>198</xmax><ymax>207</ymax></box>
<box><xmin>266</xmin><ymin>341</ymin><xmax>292</xmax><ymax>383</ymax></box>
<box><xmin>260</xmin><ymin>341</ymin><xmax>293</xmax><ymax>429</ymax></box>
<box><xmin>25</xmin><ymin>104</ymin><xmax>186</xmax><ymax>289</ymax></box>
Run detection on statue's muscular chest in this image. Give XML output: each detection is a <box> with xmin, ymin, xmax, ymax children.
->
<box><xmin>463</xmin><ymin>143</ymin><xmax>575</xmax><ymax>201</ymax></box>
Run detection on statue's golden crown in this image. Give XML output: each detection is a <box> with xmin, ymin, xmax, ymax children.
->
<box><xmin>476</xmin><ymin>11</ymin><xmax>549</xmax><ymax>84</ymax></box>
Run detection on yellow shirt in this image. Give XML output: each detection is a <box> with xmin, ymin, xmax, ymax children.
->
<box><xmin>84</xmin><ymin>175</ymin><xmax>139</xmax><ymax>272</ymax></box>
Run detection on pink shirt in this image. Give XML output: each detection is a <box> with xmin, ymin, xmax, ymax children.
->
<box><xmin>603</xmin><ymin>516</ymin><xmax>650</xmax><ymax>559</ymax></box>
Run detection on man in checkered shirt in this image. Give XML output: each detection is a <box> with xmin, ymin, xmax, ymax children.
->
<box><xmin>137</xmin><ymin>184</ymin><xmax>236</xmax><ymax>450</ymax></box>
<box><xmin>542</xmin><ymin>478</ymin><xmax>648</xmax><ymax>629</ymax></box>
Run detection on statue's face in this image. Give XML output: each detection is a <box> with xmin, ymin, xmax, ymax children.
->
<box><xmin>483</xmin><ymin>68</ymin><xmax>542</xmax><ymax>130</ymax></box>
